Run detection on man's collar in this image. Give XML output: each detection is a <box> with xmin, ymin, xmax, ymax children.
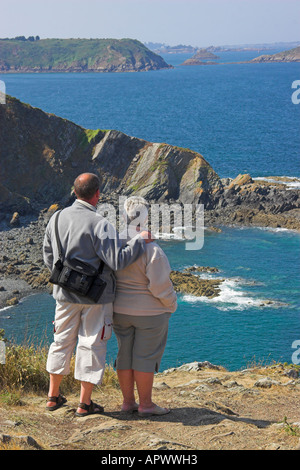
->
<box><xmin>75</xmin><ymin>199</ymin><xmax>97</xmax><ymax>212</ymax></box>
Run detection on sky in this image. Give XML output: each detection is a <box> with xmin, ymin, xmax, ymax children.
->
<box><xmin>1</xmin><ymin>0</ymin><xmax>299</xmax><ymax>47</ymax></box>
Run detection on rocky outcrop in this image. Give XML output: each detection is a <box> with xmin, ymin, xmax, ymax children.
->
<box><xmin>181</xmin><ymin>48</ymin><xmax>219</xmax><ymax>66</ymax></box>
<box><xmin>206</xmin><ymin>174</ymin><xmax>300</xmax><ymax>231</ymax></box>
<box><xmin>170</xmin><ymin>269</ymin><xmax>223</xmax><ymax>298</ymax></box>
<box><xmin>251</xmin><ymin>46</ymin><xmax>300</xmax><ymax>63</ymax></box>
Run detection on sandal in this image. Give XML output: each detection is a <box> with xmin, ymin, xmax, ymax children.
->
<box><xmin>46</xmin><ymin>394</ymin><xmax>67</xmax><ymax>411</ymax></box>
<box><xmin>75</xmin><ymin>400</ymin><xmax>104</xmax><ymax>417</ymax></box>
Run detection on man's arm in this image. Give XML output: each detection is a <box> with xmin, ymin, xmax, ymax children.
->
<box><xmin>94</xmin><ymin>220</ymin><xmax>148</xmax><ymax>271</ymax></box>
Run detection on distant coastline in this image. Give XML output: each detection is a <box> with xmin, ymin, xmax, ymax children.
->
<box><xmin>180</xmin><ymin>45</ymin><xmax>300</xmax><ymax>66</ymax></box>
<box><xmin>0</xmin><ymin>38</ymin><xmax>173</xmax><ymax>73</ymax></box>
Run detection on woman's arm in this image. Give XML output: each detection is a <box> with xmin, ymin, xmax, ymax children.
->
<box><xmin>145</xmin><ymin>249</ymin><xmax>177</xmax><ymax>313</ymax></box>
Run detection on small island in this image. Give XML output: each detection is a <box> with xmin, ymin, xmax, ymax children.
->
<box><xmin>180</xmin><ymin>48</ymin><xmax>220</xmax><ymax>66</ymax></box>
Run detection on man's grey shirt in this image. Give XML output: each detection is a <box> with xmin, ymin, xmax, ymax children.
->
<box><xmin>43</xmin><ymin>199</ymin><xmax>146</xmax><ymax>304</ymax></box>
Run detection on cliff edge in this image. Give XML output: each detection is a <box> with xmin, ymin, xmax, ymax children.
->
<box><xmin>1</xmin><ymin>361</ymin><xmax>299</xmax><ymax>450</ymax></box>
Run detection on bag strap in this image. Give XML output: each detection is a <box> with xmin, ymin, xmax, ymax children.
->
<box><xmin>53</xmin><ymin>209</ymin><xmax>105</xmax><ymax>274</ymax></box>
<box><xmin>54</xmin><ymin>210</ymin><xmax>64</xmax><ymax>262</ymax></box>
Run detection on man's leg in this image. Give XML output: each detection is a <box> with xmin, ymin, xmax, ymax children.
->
<box><xmin>75</xmin><ymin>303</ymin><xmax>113</xmax><ymax>414</ymax></box>
<box><xmin>76</xmin><ymin>381</ymin><xmax>96</xmax><ymax>415</ymax></box>
<box><xmin>46</xmin><ymin>302</ymin><xmax>82</xmax><ymax>409</ymax></box>
<box><xmin>46</xmin><ymin>373</ymin><xmax>64</xmax><ymax>408</ymax></box>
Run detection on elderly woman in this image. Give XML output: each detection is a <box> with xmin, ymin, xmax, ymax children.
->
<box><xmin>113</xmin><ymin>196</ymin><xmax>177</xmax><ymax>417</ymax></box>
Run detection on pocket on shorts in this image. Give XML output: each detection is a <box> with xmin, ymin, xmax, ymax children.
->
<box><xmin>100</xmin><ymin>319</ymin><xmax>113</xmax><ymax>341</ymax></box>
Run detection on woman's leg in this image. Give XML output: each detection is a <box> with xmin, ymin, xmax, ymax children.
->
<box><xmin>134</xmin><ymin>370</ymin><xmax>154</xmax><ymax>408</ymax></box>
<box><xmin>132</xmin><ymin>314</ymin><xmax>171</xmax><ymax>415</ymax></box>
<box><xmin>116</xmin><ymin>369</ymin><xmax>138</xmax><ymax>411</ymax></box>
<box><xmin>113</xmin><ymin>313</ymin><xmax>137</xmax><ymax>411</ymax></box>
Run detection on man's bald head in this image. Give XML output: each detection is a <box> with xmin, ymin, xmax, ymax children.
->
<box><xmin>74</xmin><ymin>173</ymin><xmax>100</xmax><ymax>201</ymax></box>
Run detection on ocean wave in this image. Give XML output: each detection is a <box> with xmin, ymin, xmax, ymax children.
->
<box><xmin>154</xmin><ymin>225</ymin><xmax>201</xmax><ymax>241</ymax></box>
<box><xmin>182</xmin><ymin>278</ymin><xmax>282</xmax><ymax>311</ymax></box>
<box><xmin>253</xmin><ymin>176</ymin><xmax>300</xmax><ymax>190</ymax></box>
<box><xmin>0</xmin><ymin>304</ymin><xmax>15</xmax><ymax>314</ymax></box>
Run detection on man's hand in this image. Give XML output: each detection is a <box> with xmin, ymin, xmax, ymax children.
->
<box><xmin>140</xmin><ymin>230</ymin><xmax>155</xmax><ymax>243</ymax></box>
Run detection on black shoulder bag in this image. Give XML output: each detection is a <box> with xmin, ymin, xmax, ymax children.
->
<box><xmin>49</xmin><ymin>210</ymin><xmax>107</xmax><ymax>303</ymax></box>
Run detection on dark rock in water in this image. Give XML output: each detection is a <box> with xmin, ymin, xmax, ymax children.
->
<box><xmin>6</xmin><ymin>297</ymin><xmax>19</xmax><ymax>306</ymax></box>
<box><xmin>170</xmin><ymin>270</ymin><xmax>223</xmax><ymax>298</ymax></box>
<box><xmin>184</xmin><ymin>266</ymin><xmax>219</xmax><ymax>273</ymax></box>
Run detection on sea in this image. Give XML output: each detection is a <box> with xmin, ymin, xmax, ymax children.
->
<box><xmin>0</xmin><ymin>49</ymin><xmax>300</xmax><ymax>371</ymax></box>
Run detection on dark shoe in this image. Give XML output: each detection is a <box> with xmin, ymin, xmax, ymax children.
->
<box><xmin>75</xmin><ymin>400</ymin><xmax>104</xmax><ymax>417</ymax></box>
<box><xmin>46</xmin><ymin>394</ymin><xmax>67</xmax><ymax>411</ymax></box>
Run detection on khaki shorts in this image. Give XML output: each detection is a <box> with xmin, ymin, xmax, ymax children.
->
<box><xmin>47</xmin><ymin>301</ymin><xmax>113</xmax><ymax>385</ymax></box>
<box><xmin>113</xmin><ymin>312</ymin><xmax>171</xmax><ymax>373</ymax></box>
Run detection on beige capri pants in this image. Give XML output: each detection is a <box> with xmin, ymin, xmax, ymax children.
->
<box><xmin>46</xmin><ymin>301</ymin><xmax>113</xmax><ymax>385</ymax></box>
<box><xmin>113</xmin><ymin>312</ymin><xmax>171</xmax><ymax>373</ymax></box>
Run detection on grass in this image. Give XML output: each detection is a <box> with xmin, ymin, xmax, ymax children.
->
<box><xmin>282</xmin><ymin>417</ymin><xmax>300</xmax><ymax>437</ymax></box>
<box><xmin>0</xmin><ymin>338</ymin><xmax>119</xmax><ymax>406</ymax></box>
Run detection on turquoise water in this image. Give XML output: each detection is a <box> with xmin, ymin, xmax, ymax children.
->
<box><xmin>0</xmin><ymin>50</ymin><xmax>299</xmax><ymax>370</ymax></box>
<box><xmin>1</xmin><ymin>226</ymin><xmax>299</xmax><ymax>371</ymax></box>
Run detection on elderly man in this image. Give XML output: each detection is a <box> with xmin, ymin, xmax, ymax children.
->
<box><xmin>43</xmin><ymin>173</ymin><xmax>151</xmax><ymax>417</ymax></box>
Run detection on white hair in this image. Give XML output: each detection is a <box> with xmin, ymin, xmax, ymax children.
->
<box><xmin>124</xmin><ymin>196</ymin><xmax>149</xmax><ymax>224</ymax></box>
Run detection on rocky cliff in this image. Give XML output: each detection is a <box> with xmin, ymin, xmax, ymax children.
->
<box><xmin>0</xmin><ymin>95</ymin><xmax>221</xmax><ymax>219</ymax></box>
<box><xmin>1</xmin><ymin>95</ymin><xmax>299</xmax><ymax>233</ymax></box>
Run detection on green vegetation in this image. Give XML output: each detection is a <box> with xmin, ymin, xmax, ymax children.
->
<box><xmin>0</xmin><ymin>38</ymin><xmax>171</xmax><ymax>72</ymax></box>
<box><xmin>0</xmin><ymin>36</ymin><xmax>40</xmax><ymax>41</ymax></box>
<box><xmin>76</xmin><ymin>128</ymin><xmax>101</xmax><ymax>149</ymax></box>
<box><xmin>282</xmin><ymin>417</ymin><xmax>300</xmax><ymax>437</ymax></box>
<box><xmin>0</xmin><ymin>332</ymin><xmax>119</xmax><ymax>405</ymax></box>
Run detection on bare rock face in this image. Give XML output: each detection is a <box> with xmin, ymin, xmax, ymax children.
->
<box><xmin>0</xmin><ymin>95</ymin><xmax>221</xmax><ymax>220</ymax></box>
<box><xmin>1</xmin><ymin>95</ymin><xmax>299</xmax><ymax>232</ymax></box>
